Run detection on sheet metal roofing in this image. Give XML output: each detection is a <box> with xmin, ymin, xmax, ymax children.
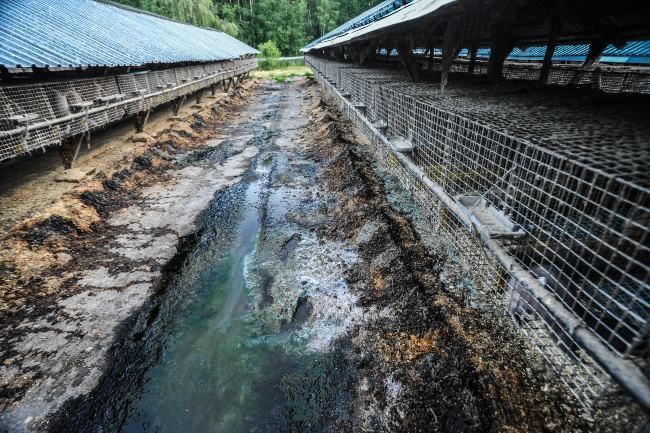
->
<box><xmin>303</xmin><ymin>0</ymin><xmax>413</xmax><ymax>52</ymax></box>
<box><xmin>505</xmin><ymin>41</ymin><xmax>650</xmax><ymax>64</ymax></box>
<box><xmin>302</xmin><ymin>0</ymin><xmax>456</xmax><ymax>52</ymax></box>
<box><xmin>0</xmin><ymin>0</ymin><xmax>258</xmax><ymax>70</ymax></box>
<box><xmin>304</xmin><ymin>0</ymin><xmax>650</xmax><ymax>64</ymax></box>
<box><xmin>453</xmin><ymin>41</ymin><xmax>650</xmax><ymax>64</ymax></box>
<box><xmin>383</xmin><ymin>44</ymin><xmax>650</xmax><ymax>64</ymax></box>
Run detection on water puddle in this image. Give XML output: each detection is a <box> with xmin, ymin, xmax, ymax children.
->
<box><xmin>92</xmin><ymin>83</ymin><xmax>361</xmax><ymax>433</ymax></box>
<box><xmin>117</xmin><ymin>142</ymin><xmax>352</xmax><ymax>432</ymax></box>
<box><xmin>118</xmin><ymin>174</ymin><xmax>275</xmax><ymax>432</ymax></box>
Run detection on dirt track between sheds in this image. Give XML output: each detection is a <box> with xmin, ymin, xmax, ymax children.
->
<box><xmin>0</xmin><ymin>80</ymin><xmax>261</xmax><ymax>430</ymax></box>
<box><xmin>0</xmin><ymin>77</ymin><xmax>597</xmax><ymax>433</ymax></box>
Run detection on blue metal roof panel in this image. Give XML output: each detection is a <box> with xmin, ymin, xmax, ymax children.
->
<box><xmin>303</xmin><ymin>0</ymin><xmax>414</xmax><ymax>51</ymax></box>
<box><xmin>453</xmin><ymin>42</ymin><xmax>650</xmax><ymax>64</ymax></box>
<box><xmin>0</xmin><ymin>0</ymin><xmax>258</xmax><ymax>69</ymax></box>
<box><xmin>507</xmin><ymin>42</ymin><xmax>650</xmax><ymax>64</ymax></box>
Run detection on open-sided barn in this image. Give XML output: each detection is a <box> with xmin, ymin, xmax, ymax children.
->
<box><xmin>0</xmin><ymin>0</ymin><xmax>258</xmax><ymax>167</ymax></box>
<box><xmin>303</xmin><ymin>0</ymin><xmax>650</xmax><ymax>417</ymax></box>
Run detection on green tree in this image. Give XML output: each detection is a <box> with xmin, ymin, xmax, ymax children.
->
<box><xmin>315</xmin><ymin>0</ymin><xmax>339</xmax><ymax>37</ymax></box>
<box><xmin>113</xmin><ymin>0</ymin><xmax>239</xmax><ymax>36</ymax></box>
<box><xmin>250</xmin><ymin>0</ymin><xmax>309</xmax><ymax>55</ymax></box>
<box><xmin>117</xmin><ymin>0</ymin><xmax>384</xmax><ymax>56</ymax></box>
<box><xmin>257</xmin><ymin>40</ymin><xmax>281</xmax><ymax>69</ymax></box>
<box><xmin>215</xmin><ymin>0</ymin><xmax>384</xmax><ymax>54</ymax></box>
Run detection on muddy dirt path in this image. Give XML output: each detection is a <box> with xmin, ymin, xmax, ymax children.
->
<box><xmin>0</xmin><ymin>90</ymin><xmax>236</xmax><ymax>234</ymax></box>
<box><xmin>1</xmin><ymin>78</ymin><xmax>590</xmax><ymax>433</ymax></box>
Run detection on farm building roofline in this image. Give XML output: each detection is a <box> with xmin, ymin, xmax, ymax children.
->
<box><xmin>0</xmin><ymin>0</ymin><xmax>259</xmax><ymax>74</ymax></box>
<box><xmin>302</xmin><ymin>0</ymin><xmax>650</xmax><ymax>65</ymax></box>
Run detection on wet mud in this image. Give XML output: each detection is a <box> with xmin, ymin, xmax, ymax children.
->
<box><xmin>0</xmin><ymin>82</ymin><xmax>261</xmax><ymax>432</ymax></box>
<box><xmin>0</xmin><ymin>78</ymin><xmax>602</xmax><ymax>433</ymax></box>
<box><xmin>297</xmin><ymin>95</ymin><xmax>589</xmax><ymax>433</ymax></box>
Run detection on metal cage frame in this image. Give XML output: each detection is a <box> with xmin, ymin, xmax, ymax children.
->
<box><xmin>0</xmin><ymin>58</ymin><xmax>257</xmax><ymax>162</ymax></box>
<box><xmin>307</xmin><ymin>55</ymin><xmax>650</xmax><ymax>412</ymax></box>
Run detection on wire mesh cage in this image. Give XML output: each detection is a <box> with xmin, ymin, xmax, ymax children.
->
<box><xmin>306</xmin><ymin>54</ymin><xmax>650</xmax><ymax>411</ymax></box>
<box><xmin>0</xmin><ymin>58</ymin><xmax>257</xmax><ymax>162</ymax></box>
<box><xmin>414</xmin><ymin>55</ymin><xmax>650</xmax><ymax>94</ymax></box>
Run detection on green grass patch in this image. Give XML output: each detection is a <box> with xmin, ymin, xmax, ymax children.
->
<box><xmin>253</xmin><ymin>65</ymin><xmax>313</xmax><ymax>83</ymax></box>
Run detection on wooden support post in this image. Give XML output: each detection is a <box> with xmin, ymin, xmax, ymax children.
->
<box><xmin>58</xmin><ymin>132</ymin><xmax>89</xmax><ymax>169</ymax></box>
<box><xmin>397</xmin><ymin>40</ymin><xmax>420</xmax><ymax>81</ymax></box>
<box><xmin>358</xmin><ymin>44</ymin><xmax>376</xmax><ymax>67</ymax></box>
<box><xmin>583</xmin><ymin>38</ymin><xmax>608</xmax><ymax>67</ymax></box>
<box><xmin>427</xmin><ymin>44</ymin><xmax>435</xmax><ymax>72</ymax></box>
<box><xmin>59</xmin><ymin>138</ymin><xmax>71</xmax><ymax>169</ymax></box>
<box><xmin>225</xmin><ymin>78</ymin><xmax>233</xmax><ymax>92</ymax></box>
<box><xmin>134</xmin><ymin>110</ymin><xmax>150</xmax><ymax>133</ymax></box>
<box><xmin>468</xmin><ymin>39</ymin><xmax>479</xmax><ymax>74</ymax></box>
<box><xmin>210</xmin><ymin>84</ymin><xmax>217</xmax><ymax>96</ymax></box>
<box><xmin>487</xmin><ymin>29</ymin><xmax>514</xmax><ymax>80</ymax></box>
<box><xmin>195</xmin><ymin>89</ymin><xmax>206</xmax><ymax>104</ymax></box>
<box><xmin>172</xmin><ymin>96</ymin><xmax>185</xmax><ymax>116</ymax></box>
<box><xmin>331</xmin><ymin>47</ymin><xmax>344</xmax><ymax>61</ymax></box>
<box><xmin>540</xmin><ymin>21</ymin><xmax>562</xmax><ymax>84</ymax></box>
<box><xmin>487</xmin><ymin>3</ymin><xmax>515</xmax><ymax>80</ymax></box>
<box><xmin>426</xmin><ymin>24</ymin><xmax>441</xmax><ymax>72</ymax></box>
<box><xmin>347</xmin><ymin>45</ymin><xmax>358</xmax><ymax>64</ymax></box>
<box><xmin>539</xmin><ymin>39</ymin><xmax>557</xmax><ymax>84</ymax></box>
<box><xmin>441</xmin><ymin>18</ymin><xmax>462</xmax><ymax>92</ymax></box>
<box><xmin>569</xmin><ymin>38</ymin><xmax>609</xmax><ymax>86</ymax></box>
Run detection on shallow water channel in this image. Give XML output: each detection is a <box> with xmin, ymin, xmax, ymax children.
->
<box><xmin>116</xmin><ymin>84</ymin><xmax>353</xmax><ymax>433</ymax></box>
<box><xmin>120</xmin><ymin>184</ymin><xmax>282</xmax><ymax>432</ymax></box>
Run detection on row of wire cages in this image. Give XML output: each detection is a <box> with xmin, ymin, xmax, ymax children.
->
<box><xmin>0</xmin><ymin>58</ymin><xmax>258</xmax><ymax>162</ymax></box>
<box><xmin>306</xmin><ymin>55</ymin><xmax>650</xmax><ymax>409</ymax></box>
<box><xmin>407</xmin><ymin>55</ymin><xmax>650</xmax><ymax>94</ymax></box>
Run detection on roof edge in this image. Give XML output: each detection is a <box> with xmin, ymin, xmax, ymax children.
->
<box><xmin>93</xmin><ymin>0</ymin><xmax>229</xmax><ymax>34</ymax></box>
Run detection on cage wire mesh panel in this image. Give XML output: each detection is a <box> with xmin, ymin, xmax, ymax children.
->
<box><xmin>0</xmin><ymin>58</ymin><xmax>257</xmax><ymax>162</ymax></box>
<box><xmin>306</xmin><ymin>55</ymin><xmax>650</xmax><ymax>409</ymax></box>
<box><xmin>410</xmin><ymin>56</ymin><xmax>650</xmax><ymax>94</ymax></box>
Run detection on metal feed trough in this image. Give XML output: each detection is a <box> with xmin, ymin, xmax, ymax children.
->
<box><xmin>307</xmin><ymin>55</ymin><xmax>650</xmax><ymax>411</ymax></box>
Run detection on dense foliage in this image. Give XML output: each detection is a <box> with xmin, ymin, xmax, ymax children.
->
<box><xmin>113</xmin><ymin>0</ymin><xmax>239</xmax><ymax>35</ymax></box>
<box><xmin>217</xmin><ymin>0</ymin><xmax>380</xmax><ymax>54</ymax></box>
<box><xmin>257</xmin><ymin>40</ymin><xmax>282</xmax><ymax>69</ymax></box>
<box><xmin>114</xmin><ymin>0</ymin><xmax>381</xmax><ymax>55</ymax></box>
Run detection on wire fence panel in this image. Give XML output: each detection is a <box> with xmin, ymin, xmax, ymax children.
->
<box><xmin>416</xmin><ymin>57</ymin><xmax>650</xmax><ymax>94</ymax></box>
<box><xmin>0</xmin><ymin>58</ymin><xmax>257</xmax><ymax>162</ymax></box>
<box><xmin>306</xmin><ymin>55</ymin><xmax>650</xmax><ymax>411</ymax></box>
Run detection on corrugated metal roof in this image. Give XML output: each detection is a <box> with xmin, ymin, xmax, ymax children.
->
<box><xmin>303</xmin><ymin>0</ymin><xmax>413</xmax><ymax>51</ymax></box>
<box><xmin>410</xmin><ymin>44</ymin><xmax>650</xmax><ymax>64</ymax></box>
<box><xmin>505</xmin><ymin>41</ymin><xmax>650</xmax><ymax>64</ymax></box>
<box><xmin>304</xmin><ymin>0</ymin><xmax>650</xmax><ymax>64</ymax></box>
<box><xmin>303</xmin><ymin>0</ymin><xmax>456</xmax><ymax>52</ymax></box>
<box><xmin>0</xmin><ymin>0</ymin><xmax>258</xmax><ymax>69</ymax></box>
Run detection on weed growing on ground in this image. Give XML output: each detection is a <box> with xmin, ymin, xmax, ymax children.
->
<box><xmin>252</xmin><ymin>65</ymin><xmax>313</xmax><ymax>83</ymax></box>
